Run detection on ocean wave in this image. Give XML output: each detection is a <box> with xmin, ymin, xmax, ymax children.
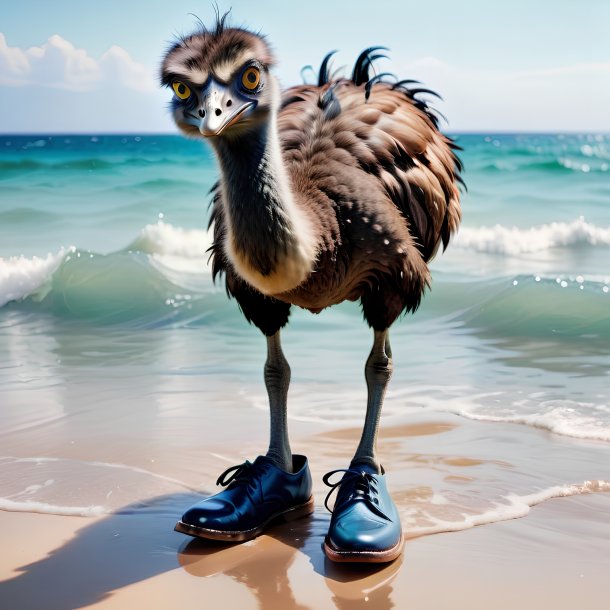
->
<box><xmin>2</xmin><ymin>222</ymin><xmax>610</xmax><ymax>332</ymax></box>
<box><xmin>468</xmin><ymin>134</ymin><xmax>610</xmax><ymax>173</ymax></box>
<box><xmin>0</xmin><ymin>248</ymin><xmax>73</xmax><ymax>308</ymax></box>
<box><xmin>127</xmin><ymin>221</ymin><xmax>211</xmax><ymax>258</ymax></box>
<box><xmin>454</xmin><ymin>274</ymin><xmax>610</xmax><ymax>340</ymax></box>
<box><xmin>477</xmin><ymin>158</ymin><xmax>609</xmax><ymax>174</ymax></box>
<box><xmin>454</xmin><ymin>218</ymin><xmax>610</xmax><ymax>255</ymax></box>
<box><xmin>404</xmin><ymin>479</ymin><xmax>610</xmax><ymax>537</ymax></box>
<box><xmin>0</xmin><ymin>158</ymin><xmax>116</xmax><ymax>171</ymax></box>
<box><xmin>0</xmin><ymin>156</ymin><xmax>192</xmax><ymax>172</ymax></box>
<box><xmin>465</xmin><ymin>408</ymin><xmax>610</xmax><ymax>442</ymax></box>
<box><xmin>0</xmin><ymin>224</ymin><xmax>223</xmax><ymax>325</ymax></box>
<box><xmin>26</xmin><ymin>250</ymin><xmax>213</xmax><ymax>325</ymax></box>
<box><xmin>0</xmin><ymin>207</ymin><xmax>60</xmax><ymax>224</ymax></box>
<box><xmin>418</xmin><ymin>396</ymin><xmax>610</xmax><ymax>443</ymax></box>
<box><xmin>119</xmin><ymin>177</ymin><xmax>206</xmax><ymax>191</ymax></box>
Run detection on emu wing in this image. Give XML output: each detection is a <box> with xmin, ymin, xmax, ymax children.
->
<box><xmin>278</xmin><ymin>78</ymin><xmax>462</xmax><ymax>262</ymax></box>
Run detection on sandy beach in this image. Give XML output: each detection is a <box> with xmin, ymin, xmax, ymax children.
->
<box><xmin>1</xmin><ymin>412</ymin><xmax>609</xmax><ymax>610</ymax></box>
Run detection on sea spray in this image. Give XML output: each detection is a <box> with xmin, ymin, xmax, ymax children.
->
<box><xmin>0</xmin><ymin>247</ymin><xmax>74</xmax><ymax>307</ymax></box>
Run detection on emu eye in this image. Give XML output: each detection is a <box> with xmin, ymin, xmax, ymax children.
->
<box><xmin>241</xmin><ymin>67</ymin><xmax>260</xmax><ymax>91</ymax></box>
<box><xmin>172</xmin><ymin>81</ymin><xmax>191</xmax><ymax>100</ymax></box>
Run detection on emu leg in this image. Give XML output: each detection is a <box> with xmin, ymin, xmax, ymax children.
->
<box><xmin>351</xmin><ymin>329</ymin><xmax>393</xmax><ymax>472</ymax></box>
<box><xmin>264</xmin><ymin>330</ymin><xmax>293</xmax><ymax>472</ymax></box>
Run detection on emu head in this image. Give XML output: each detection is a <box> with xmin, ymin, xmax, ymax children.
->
<box><xmin>160</xmin><ymin>21</ymin><xmax>277</xmax><ymax>139</ymax></box>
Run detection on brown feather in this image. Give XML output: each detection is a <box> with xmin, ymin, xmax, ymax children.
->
<box><xmin>185</xmin><ymin>35</ymin><xmax>463</xmax><ymax>332</ymax></box>
<box><xmin>161</xmin><ymin>28</ymin><xmax>275</xmax><ymax>86</ymax></box>
<box><xmin>277</xmin><ymin>80</ymin><xmax>461</xmax><ymax>264</ymax></box>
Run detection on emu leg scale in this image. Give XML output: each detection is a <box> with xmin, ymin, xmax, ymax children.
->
<box><xmin>351</xmin><ymin>329</ymin><xmax>393</xmax><ymax>471</ymax></box>
<box><xmin>264</xmin><ymin>331</ymin><xmax>293</xmax><ymax>472</ymax></box>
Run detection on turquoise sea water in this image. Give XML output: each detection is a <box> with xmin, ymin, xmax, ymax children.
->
<box><xmin>0</xmin><ymin>133</ymin><xmax>609</xmax><ymax>524</ymax></box>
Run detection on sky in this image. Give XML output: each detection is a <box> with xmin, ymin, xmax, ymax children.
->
<box><xmin>0</xmin><ymin>0</ymin><xmax>609</xmax><ymax>133</ymax></box>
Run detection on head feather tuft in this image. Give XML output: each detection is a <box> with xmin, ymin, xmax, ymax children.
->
<box><xmin>160</xmin><ymin>16</ymin><xmax>274</xmax><ymax>87</ymax></box>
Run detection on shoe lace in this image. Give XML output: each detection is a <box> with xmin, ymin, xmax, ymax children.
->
<box><xmin>216</xmin><ymin>460</ymin><xmax>263</xmax><ymax>489</ymax></box>
<box><xmin>322</xmin><ymin>468</ymin><xmax>381</xmax><ymax>514</ymax></box>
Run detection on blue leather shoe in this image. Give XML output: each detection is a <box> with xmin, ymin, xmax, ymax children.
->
<box><xmin>323</xmin><ymin>464</ymin><xmax>403</xmax><ymax>563</ymax></box>
<box><xmin>175</xmin><ymin>454</ymin><xmax>313</xmax><ymax>542</ymax></box>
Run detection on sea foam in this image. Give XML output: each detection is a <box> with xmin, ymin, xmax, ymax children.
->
<box><xmin>454</xmin><ymin>217</ymin><xmax>610</xmax><ymax>255</ymax></box>
<box><xmin>129</xmin><ymin>221</ymin><xmax>214</xmax><ymax>278</ymax></box>
<box><xmin>0</xmin><ymin>222</ymin><xmax>213</xmax><ymax>310</ymax></box>
<box><xmin>0</xmin><ymin>498</ymin><xmax>107</xmax><ymax>517</ymax></box>
<box><xmin>128</xmin><ymin>221</ymin><xmax>211</xmax><ymax>258</ymax></box>
<box><xmin>404</xmin><ymin>479</ymin><xmax>610</xmax><ymax>537</ymax></box>
<box><xmin>0</xmin><ymin>247</ymin><xmax>74</xmax><ymax>307</ymax></box>
<box><xmin>410</xmin><ymin>393</ymin><xmax>610</xmax><ymax>443</ymax></box>
<box><xmin>454</xmin><ymin>404</ymin><xmax>610</xmax><ymax>443</ymax></box>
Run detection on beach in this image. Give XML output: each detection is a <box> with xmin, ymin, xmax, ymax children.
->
<box><xmin>1</xmin><ymin>413</ymin><xmax>609</xmax><ymax>609</ymax></box>
<box><xmin>1</xmin><ymin>133</ymin><xmax>609</xmax><ymax>608</ymax></box>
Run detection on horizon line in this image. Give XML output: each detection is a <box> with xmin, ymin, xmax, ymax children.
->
<box><xmin>1</xmin><ymin>130</ymin><xmax>609</xmax><ymax>137</ymax></box>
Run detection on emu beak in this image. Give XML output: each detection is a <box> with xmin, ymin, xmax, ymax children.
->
<box><xmin>198</xmin><ymin>81</ymin><xmax>255</xmax><ymax>137</ymax></box>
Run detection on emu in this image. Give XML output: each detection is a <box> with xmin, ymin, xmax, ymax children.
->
<box><xmin>161</xmin><ymin>14</ymin><xmax>462</xmax><ymax>563</ymax></box>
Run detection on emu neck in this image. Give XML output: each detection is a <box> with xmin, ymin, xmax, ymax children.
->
<box><xmin>213</xmin><ymin>120</ymin><xmax>317</xmax><ymax>294</ymax></box>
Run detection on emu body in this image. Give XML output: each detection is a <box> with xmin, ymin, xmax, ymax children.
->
<box><xmin>161</xmin><ymin>19</ymin><xmax>462</xmax><ymax>474</ymax></box>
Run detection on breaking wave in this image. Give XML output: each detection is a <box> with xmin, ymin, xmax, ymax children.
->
<box><xmin>454</xmin><ymin>218</ymin><xmax>610</xmax><ymax>255</ymax></box>
<box><xmin>0</xmin><ymin>223</ymin><xmax>219</xmax><ymax>326</ymax></box>
<box><xmin>0</xmin><ymin>248</ymin><xmax>73</xmax><ymax>308</ymax></box>
<box><xmin>2</xmin><ymin>221</ymin><xmax>610</xmax><ymax>332</ymax></box>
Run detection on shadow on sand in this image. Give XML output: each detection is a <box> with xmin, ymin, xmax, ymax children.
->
<box><xmin>0</xmin><ymin>492</ymin><xmax>402</xmax><ymax>609</ymax></box>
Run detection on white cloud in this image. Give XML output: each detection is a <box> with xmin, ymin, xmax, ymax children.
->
<box><xmin>0</xmin><ymin>32</ymin><xmax>607</xmax><ymax>132</ymax></box>
<box><xmin>0</xmin><ymin>33</ymin><xmax>155</xmax><ymax>92</ymax></box>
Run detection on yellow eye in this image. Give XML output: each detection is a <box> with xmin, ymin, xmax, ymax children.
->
<box><xmin>241</xmin><ymin>67</ymin><xmax>260</xmax><ymax>90</ymax></box>
<box><xmin>172</xmin><ymin>81</ymin><xmax>191</xmax><ymax>100</ymax></box>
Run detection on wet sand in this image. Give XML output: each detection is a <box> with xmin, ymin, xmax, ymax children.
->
<box><xmin>1</xmin><ymin>415</ymin><xmax>609</xmax><ymax>609</ymax></box>
<box><xmin>0</xmin><ymin>490</ymin><xmax>608</xmax><ymax>609</ymax></box>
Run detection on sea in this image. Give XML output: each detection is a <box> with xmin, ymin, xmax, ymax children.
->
<box><xmin>1</xmin><ymin>133</ymin><xmax>609</xmax><ymax>534</ymax></box>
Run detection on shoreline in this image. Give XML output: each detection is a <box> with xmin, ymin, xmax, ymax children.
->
<box><xmin>1</xmin><ymin>488</ymin><xmax>608</xmax><ymax>609</ymax></box>
<box><xmin>1</xmin><ymin>414</ymin><xmax>609</xmax><ymax>609</ymax></box>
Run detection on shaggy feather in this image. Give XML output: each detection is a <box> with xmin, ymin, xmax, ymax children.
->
<box><xmin>167</xmin><ymin>30</ymin><xmax>462</xmax><ymax>333</ymax></box>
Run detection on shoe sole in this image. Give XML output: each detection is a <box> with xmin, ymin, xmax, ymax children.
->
<box><xmin>323</xmin><ymin>534</ymin><xmax>404</xmax><ymax>563</ymax></box>
<box><xmin>174</xmin><ymin>495</ymin><xmax>315</xmax><ymax>542</ymax></box>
